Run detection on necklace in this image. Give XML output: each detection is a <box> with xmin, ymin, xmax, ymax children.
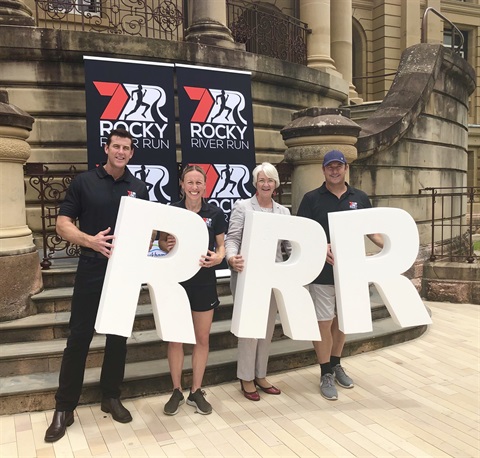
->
<box><xmin>259</xmin><ymin>206</ymin><xmax>273</xmax><ymax>213</ymax></box>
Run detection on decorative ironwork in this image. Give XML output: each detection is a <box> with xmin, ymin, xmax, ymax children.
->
<box><xmin>25</xmin><ymin>163</ymin><xmax>85</xmax><ymax>269</ymax></box>
<box><xmin>35</xmin><ymin>0</ymin><xmax>185</xmax><ymax>40</ymax></box>
<box><xmin>35</xmin><ymin>0</ymin><xmax>309</xmax><ymax>65</ymax></box>
<box><xmin>419</xmin><ymin>186</ymin><xmax>480</xmax><ymax>263</ymax></box>
<box><xmin>227</xmin><ymin>0</ymin><xmax>309</xmax><ymax>65</ymax></box>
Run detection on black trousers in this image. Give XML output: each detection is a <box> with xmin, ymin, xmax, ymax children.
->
<box><xmin>55</xmin><ymin>256</ymin><xmax>127</xmax><ymax>411</ymax></box>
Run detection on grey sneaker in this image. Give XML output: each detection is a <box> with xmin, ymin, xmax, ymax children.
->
<box><xmin>187</xmin><ymin>389</ymin><xmax>212</xmax><ymax>415</ymax></box>
<box><xmin>333</xmin><ymin>364</ymin><xmax>354</xmax><ymax>388</ymax></box>
<box><xmin>320</xmin><ymin>373</ymin><xmax>338</xmax><ymax>400</ymax></box>
<box><xmin>163</xmin><ymin>388</ymin><xmax>185</xmax><ymax>415</ymax></box>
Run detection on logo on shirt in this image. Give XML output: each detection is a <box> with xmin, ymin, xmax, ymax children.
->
<box><xmin>349</xmin><ymin>201</ymin><xmax>358</xmax><ymax>209</ymax></box>
<box><xmin>203</xmin><ymin>217</ymin><xmax>213</xmax><ymax>228</ymax></box>
<box><xmin>127</xmin><ymin>190</ymin><xmax>137</xmax><ymax>198</ymax></box>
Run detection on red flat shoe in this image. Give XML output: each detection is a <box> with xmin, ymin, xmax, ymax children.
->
<box><xmin>255</xmin><ymin>381</ymin><xmax>281</xmax><ymax>395</ymax></box>
<box><xmin>240</xmin><ymin>380</ymin><xmax>260</xmax><ymax>401</ymax></box>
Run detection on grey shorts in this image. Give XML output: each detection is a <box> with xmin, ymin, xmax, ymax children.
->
<box><xmin>308</xmin><ymin>284</ymin><xmax>336</xmax><ymax>321</ymax></box>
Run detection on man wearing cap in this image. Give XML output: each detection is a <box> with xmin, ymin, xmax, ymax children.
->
<box><xmin>297</xmin><ymin>150</ymin><xmax>383</xmax><ymax>401</ymax></box>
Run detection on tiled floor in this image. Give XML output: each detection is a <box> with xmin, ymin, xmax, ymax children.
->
<box><xmin>1</xmin><ymin>301</ymin><xmax>479</xmax><ymax>458</ymax></box>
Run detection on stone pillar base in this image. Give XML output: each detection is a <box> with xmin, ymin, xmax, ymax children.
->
<box><xmin>281</xmin><ymin>107</ymin><xmax>361</xmax><ymax>213</ymax></box>
<box><xmin>0</xmin><ymin>225</ymin><xmax>35</xmax><ymax>255</ymax></box>
<box><xmin>0</xmin><ymin>0</ymin><xmax>35</xmax><ymax>26</ymax></box>
<box><xmin>185</xmin><ymin>20</ymin><xmax>245</xmax><ymax>50</ymax></box>
<box><xmin>0</xmin><ymin>251</ymin><xmax>42</xmax><ymax>321</ymax></box>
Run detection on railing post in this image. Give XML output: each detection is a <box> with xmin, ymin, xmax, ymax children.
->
<box><xmin>430</xmin><ymin>189</ymin><xmax>436</xmax><ymax>261</ymax></box>
<box><xmin>467</xmin><ymin>186</ymin><xmax>475</xmax><ymax>263</ymax></box>
<box><xmin>38</xmin><ymin>169</ymin><xmax>51</xmax><ymax>270</ymax></box>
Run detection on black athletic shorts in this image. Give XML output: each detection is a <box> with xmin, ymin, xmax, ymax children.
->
<box><xmin>181</xmin><ymin>283</ymin><xmax>220</xmax><ymax>312</ymax></box>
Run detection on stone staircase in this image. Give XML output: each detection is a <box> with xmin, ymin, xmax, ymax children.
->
<box><xmin>0</xmin><ymin>261</ymin><xmax>428</xmax><ymax>415</ymax></box>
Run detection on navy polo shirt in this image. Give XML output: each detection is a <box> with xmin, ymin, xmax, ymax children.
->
<box><xmin>59</xmin><ymin>164</ymin><xmax>149</xmax><ymax>246</ymax></box>
<box><xmin>297</xmin><ymin>182</ymin><xmax>372</xmax><ymax>285</ymax></box>
<box><xmin>171</xmin><ymin>199</ymin><xmax>227</xmax><ymax>286</ymax></box>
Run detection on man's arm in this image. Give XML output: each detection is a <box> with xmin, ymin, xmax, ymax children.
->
<box><xmin>56</xmin><ymin>215</ymin><xmax>115</xmax><ymax>258</ymax></box>
<box><xmin>367</xmin><ymin>233</ymin><xmax>384</xmax><ymax>249</ymax></box>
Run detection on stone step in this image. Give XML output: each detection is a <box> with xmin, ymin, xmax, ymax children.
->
<box><xmin>422</xmin><ymin>261</ymin><xmax>480</xmax><ymax>303</ymax></box>
<box><xmin>0</xmin><ymin>311</ymin><xmax>282</xmax><ymax>377</ymax></box>
<box><xmin>2</xmin><ymin>294</ymin><xmax>235</xmax><ymax>344</ymax></box>
<box><xmin>0</xmin><ymin>303</ymin><xmax>163</xmax><ymax>343</ymax></box>
<box><xmin>41</xmin><ymin>264</ymin><xmax>77</xmax><ymax>289</ymax></box>
<box><xmin>3</xmin><ymin>286</ymin><xmax>388</xmax><ymax>344</ymax></box>
<box><xmin>32</xmin><ymin>277</ymin><xmax>232</xmax><ymax>313</ymax></box>
<box><xmin>2</xmin><ymin>260</ymin><xmax>400</xmax><ymax>415</ymax></box>
<box><xmin>0</xmin><ymin>299</ymin><xmax>389</xmax><ymax>376</ymax></box>
<box><xmin>0</xmin><ymin>315</ymin><xmax>427</xmax><ymax>415</ymax></box>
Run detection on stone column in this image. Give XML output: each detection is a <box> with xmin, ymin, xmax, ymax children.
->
<box><xmin>281</xmin><ymin>107</ymin><xmax>361</xmax><ymax>214</ymax></box>
<box><xmin>330</xmin><ymin>0</ymin><xmax>361</xmax><ymax>103</ymax></box>
<box><xmin>300</xmin><ymin>0</ymin><xmax>337</xmax><ymax>73</ymax></box>
<box><xmin>401</xmin><ymin>0</ymin><xmax>421</xmax><ymax>49</ymax></box>
<box><xmin>0</xmin><ymin>90</ymin><xmax>41</xmax><ymax>321</ymax></box>
<box><xmin>185</xmin><ymin>0</ymin><xmax>244</xmax><ymax>50</ymax></box>
<box><xmin>0</xmin><ymin>0</ymin><xmax>34</xmax><ymax>25</ymax></box>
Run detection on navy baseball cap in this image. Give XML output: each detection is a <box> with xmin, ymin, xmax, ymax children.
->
<box><xmin>323</xmin><ymin>150</ymin><xmax>347</xmax><ymax>166</ymax></box>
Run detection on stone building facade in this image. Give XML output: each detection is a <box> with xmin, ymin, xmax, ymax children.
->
<box><xmin>0</xmin><ymin>0</ymin><xmax>478</xmax><ymax>310</ymax></box>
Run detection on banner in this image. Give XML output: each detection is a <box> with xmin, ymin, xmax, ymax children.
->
<box><xmin>176</xmin><ymin>64</ymin><xmax>256</xmax><ymax>219</ymax></box>
<box><xmin>84</xmin><ymin>56</ymin><xmax>177</xmax><ymax>204</ymax></box>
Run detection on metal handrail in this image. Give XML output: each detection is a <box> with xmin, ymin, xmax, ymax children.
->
<box><xmin>421</xmin><ymin>7</ymin><xmax>464</xmax><ymax>53</ymax></box>
<box><xmin>419</xmin><ymin>186</ymin><xmax>479</xmax><ymax>263</ymax></box>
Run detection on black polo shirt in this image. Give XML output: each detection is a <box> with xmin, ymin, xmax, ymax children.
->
<box><xmin>171</xmin><ymin>199</ymin><xmax>227</xmax><ymax>286</ymax></box>
<box><xmin>59</xmin><ymin>164</ymin><xmax>149</xmax><ymax>247</ymax></box>
<box><xmin>297</xmin><ymin>182</ymin><xmax>372</xmax><ymax>285</ymax></box>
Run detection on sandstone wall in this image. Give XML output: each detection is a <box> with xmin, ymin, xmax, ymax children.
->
<box><xmin>0</xmin><ymin>26</ymin><xmax>348</xmax><ymax>245</ymax></box>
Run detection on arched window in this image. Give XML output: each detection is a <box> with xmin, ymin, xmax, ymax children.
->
<box><xmin>352</xmin><ymin>18</ymin><xmax>367</xmax><ymax>101</ymax></box>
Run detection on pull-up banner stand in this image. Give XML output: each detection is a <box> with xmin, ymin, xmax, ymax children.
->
<box><xmin>84</xmin><ymin>56</ymin><xmax>178</xmax><ymax>204</ymax></box>
<box><xmin>176</xmin><ymin>64</ymin><xmax>256</xmax><ymax>220</ymax></box>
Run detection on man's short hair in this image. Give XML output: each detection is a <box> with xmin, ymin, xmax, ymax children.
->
<box><xmin>106</xmin><ymin>128</ymin><xmax>134</xmax><ymax>147</ymax></box>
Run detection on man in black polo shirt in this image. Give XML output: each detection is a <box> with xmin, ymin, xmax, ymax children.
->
<box><xmin>297</xmin><ymin>150</ymin><xmax>383</xmax><ymax>401</ymax></box>
<box><xmin>44</xmin><ymin>129</ymin><xmax>149</xmax><ymax>443</ymax></box>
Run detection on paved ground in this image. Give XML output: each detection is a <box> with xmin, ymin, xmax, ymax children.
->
<box><xmin>0</xmin><ymin>301</ymin><xmax>478</xmax><ymax>458</ymax></box>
